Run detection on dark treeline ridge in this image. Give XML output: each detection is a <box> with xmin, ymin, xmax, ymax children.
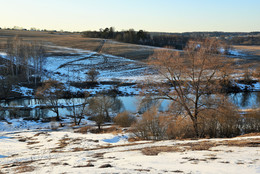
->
<box><xmin>82</xmin><ymin>28</ymin><xmax>260</xmax><ymax>48</ymax></box>
<box><xmin>82</xmin><ymin>27</ymin><xmax>193</xmax><ymax>50</ymax></box>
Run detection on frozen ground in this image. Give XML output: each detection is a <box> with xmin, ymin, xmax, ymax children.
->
<box><xmin>1</xmin><ymin>46</ymin><xmax>259</xmax><ymax>98</ymax></box>
<box><xmin>0</xmin><ymin>125</ymin><xmax>259</xmax><ymax>174</ymax></box>
<box><xmin>44</xmin><ymin>45</ymin><xmax>156</xmax><ymax>83</ymax></box>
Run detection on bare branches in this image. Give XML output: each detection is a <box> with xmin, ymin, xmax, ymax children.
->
<box><xmin>148</xmin><ymin>38</ymin><xmax>228</xmax><ymax>137</ymax></box>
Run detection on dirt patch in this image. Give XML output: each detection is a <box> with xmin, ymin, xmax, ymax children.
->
<box><xmin>27</xmin><ymin>141</ymin><xmax>40</xmax><ymax>145</ymax></box>
<box><xmin>224</xmin><ymin>139</ymin><xmax>260</xmax><ymax>147</ymax></box>
<box><xmin>236</xmin><ymin>133</ymin><xmax>260</xmax><ymax>137</ymax></box>
<box><xmin>141</xmin><ymin>146</ymin><xmax>183</xmax><ymax>156</ymax></box>
<box><xmin>15</xmin><ymin>165</ymin><xmax>35</xmax><ymax>173</ymax></box>
<box><xmin>181</xmin><ymin>141</ymin><xmax>216</xmax><ymax>151</ymax></box>
<box><xmin>99</xmin><ymin>164</ymin><xmax>112</xmax><ymax>168</ymax></box>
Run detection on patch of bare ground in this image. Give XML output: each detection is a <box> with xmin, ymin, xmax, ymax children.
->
<box><xmin>2</xmin><ymin>160</ymin><xmax>38</xmax><ymax>174</ymax></box>
<box><xmin>57</xmin><ymin>137</ymin><xmax>71</xmax><ymax>149</ymax></box>
<box><xmin>92</xmin><ymin>152</ymin><xmax>105</xmax><ymax>159</ymax></box>
<box><xmin>51</xmin><ymin>162</ymin><xmax>61</xmax><ymax>166</ymax></box>
<box><xmin>27</xmin><ymin>141</ymin><xmax>40</xmax><ymax>145</ymax></box>
<box><xmin>141</xmin><ymin>146</ymin><xmax>184</xmax><ymax>156</ymax></box>
<box><xmin>236</xmin><ymin>132</ymin><xmax>260</xmax><ymax>137</ymax></box>
<box><xmin>73</xmin><ymin>162</ymin><xmax>94</xmax><ymax>168</ymax></box>
<box><xmin>18</xmin><ymin>136</ymin><xmax>37</xmax><ymax>142</ymax></box>
<box><xmin>233</xmin><ymin>45</ymin><xmax>260</xmax><ymax>56</ymax></box>
<box><xmin>134</xmin><ymin>169</ymin><xmax>150</xmax><ymax>172</ymax></box>
<box><xmin>75</xmin><ymin>126</ymin><xmax>123</xmax><ymax>135</ymax></box>
<box><xmin>181</xmin><ymin>141</ymin><xmax>216</xmax><ymax>151</ymax></box>
<box><xmin>74</xmin><ymin>126</ymin><xmax>92</xmax><ymax>134</ymax></box>
<box><xmin>223</xmin><ymin>138</ymin><xmax>260</xmax><ymax>147</ymax></box>
<box><xmin>99</xmin><ymin>164</ymin><xmax>112</xmax><ymax>168</ymax></box>
<box><xmin>15</xmin><ymin>165</ymin><xmax>36</xmax><ymax>173</ymax></box>
<box><xmin>34</xmin><ymin>132</ymin><xmax>50</xmax><ymax>136</ymax></box>
<box><xmin>172</xmin><ymin>170</ymin><xmax>184</xmax><ymax>173</ymax></box>
<box><xmin>90</xmin><ymin>126</ymin><xmax>123</xmax><ymax>134</ymax></box>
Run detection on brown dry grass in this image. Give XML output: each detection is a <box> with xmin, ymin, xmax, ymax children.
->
<box><xmin>0</xmin><ymin>29</ymin><xmax>155</xmax><ymax>61</ymax></box>
<box><xmin>141</xmin><ymin>146</ymin><xmax>183</xmax><ymax>156</ymax></box>
<box><xmin>57</xmin><ymin>138</ymin><xmax>71</xmax><ymax>149</ymax></box>
<box><xmin>15</xmin><ymin>165</ymin><xmax>35</xmax><ymax>173</ymax></box>
<box><xmin>90</xmin><ymin>126</ymin><xmax>123</xmax><ymax>135</ymax></box>
<box><xmin>233</xmin><ymin>45</ymin><xmax>260</xmax><ymax>55</ymax></box>
<box><xmin>189</xmin><ymin>142</ymin><xmax>216</xmax><ymax>151</ymax></box>
<box><xmin>72</xmin><ymin>147</ymin><xmax>85</xmax><ymax>152</ymax></box>
<box><xmin>75</xmin><ymin>126</ymin><xmax>91</xmax><ymax>134</ymax></box>
<box><xmin>34</xmin><ymin>132</ymin><xmax>50</xmax><ymax>136</ymax></box>
<box><xmin>224</xmin><ymin>138</ymin><xmax>260</xmax><ymax>147</ymax></box>
<box><xmin>27</xmin><ymin>141</ymin><xmax>40</xmax><ymax>145</ymax></box>
<box><xmin>237</xmin><ymin>132</ymin><xmax>260</xmax><ymax>137</ymax></box>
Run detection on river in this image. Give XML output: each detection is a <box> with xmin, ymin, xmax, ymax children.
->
<box><xmin>0</xmin><ymin>92</ymin><xmax>259</xmax><ymax>120</ymax></box>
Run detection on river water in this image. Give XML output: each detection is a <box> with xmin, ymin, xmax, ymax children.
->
<box><xmin>0</xmin><ymin>92</ymin><xmax>259</xmax><ymax>120</ymax></box>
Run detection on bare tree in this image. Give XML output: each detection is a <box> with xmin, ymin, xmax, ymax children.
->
<box><xmin>36</xmin><ymin>79</ymin><xmax>65</xmax><ymax>121</ymax></box>
<box><xmin>148</xmin><ymin>38</ymin><xmax>227</xmax><ymax>137</ymax></box>
<box><xmin>131</xmin><ymin>106</ymin><xmax>169</xmax><ymax>140</ymax></box>
<box><xmin>88</xmin><ymin>94</ymin><xmax>123</xmax><ymax>130</ymax></box>
<box><xmin>86</xmin><ymin>68</ymin><xmax>100</xmax><ymax>82</ymax></box>
<box><xmin>66</xmin><ymin>92</ymin><xmax>89</xmax><ymax>125</ymax></box>
<box><xmin>6</xmin><ymin>36</ymin><xmax>46</xmax><ymax>83</ymax></box>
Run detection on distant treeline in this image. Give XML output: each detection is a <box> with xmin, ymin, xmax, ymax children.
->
<box><xmin>82</xmin><ymin>28</ymin><xmax>260</xmax><ymax>48</ymax></box>
<box><xmin>228</xmin><ymin>36</ymin><xmax>260</xmax><ymax>45</ymax></box>
<box><xmin>82</xmin><ymin>27</ymin><xmax>193</xmax><ymax>50</ymax></box>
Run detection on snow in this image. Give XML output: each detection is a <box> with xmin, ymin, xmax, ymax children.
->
<box><xmin>103</xmin><ymin>135</ymin><xmax>128</xmax><ymax>143</ymax></box>
<box><xmin>253</xmin><ymin>82</ymin><xmax>260</xmax><ymax>90</ymax></box>
<box><xmin>12</xmin><ymin>86</ymin><xmax>34</xmax><ymax>97</ymax></box>
<box><xmin>235</xmin><ymin>81</ymin><xmax>260</xmax><ymax>91</ymax></box>
<box><xmin>228</xmin><ymin>49</ymin><xmax>246</xmax><ymax>56</ymax></box>
<box><xmin>0</xmin><ymin>111</ymin><xmax>259</xmax><ymax>173</ymax></box>
<box><xmin>0</xmin><ymin>52</ymin><xmax>7</xmax><ymax>58</ymax></box>
<box><xmin>0</xmin><ymin>126</ymin><xmax>259</xmax><ymax>173</ymax></box>
<box><xmin>42</xmin><ymin>46</ymin><xmax>155</xmax><ymax>83</ymax></box>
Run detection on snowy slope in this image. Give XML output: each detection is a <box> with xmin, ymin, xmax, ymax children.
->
<box><xmin>0</xmin><ymin>128</ymin><xmax>259</xmax><ymax>174</ymax></box>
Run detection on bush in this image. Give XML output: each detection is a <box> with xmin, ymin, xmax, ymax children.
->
<box><xmin>242</xmin><ymin>110</ymin><xmax>260</xmax><ymax>134</ymax></box>
<box><xmin>113</xmin><ymin>111</ymin><xmax>136</xmax><ymax>127</ymax></box>
<box><xmin>199</xmin><ymin>102</ymin><xmax>241</xmax><ymax>138</ymax></box>
<box><xmin>166</xmin><ymin>117</ymin><xmax>195</xmax><ymax>139</ymax></box>
<box><xmin>131</xmin><ymin>107</ymin><xmax>169</xmax><ymax>140</ymax></box>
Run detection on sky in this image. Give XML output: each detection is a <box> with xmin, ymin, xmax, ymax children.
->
<box><xmin>1</xmin><ymin>0</ymin><xmax>260</xmax><ymax>33</ymax></box>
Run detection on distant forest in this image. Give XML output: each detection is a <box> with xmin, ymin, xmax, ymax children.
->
<box><xmin>82</xmin><ymin>28</ymin><xmax>260</xmax><ymax>49</ymax></box>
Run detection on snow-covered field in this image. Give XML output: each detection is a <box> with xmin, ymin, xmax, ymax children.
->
<box><xmin>0</xmin><ymin>126</ymin><xmax>259</xmax><ymax>174</ymax></box>
<box><xmin>1</xmin><ymin>46</ymin><xmax>260</xmax><ymax>98</ymax></box>
<box><xmin>44</xmin><ymin>45</ymin><xmax>156</xmax><ymax>83</ymax></box>
<box><xmin>1</xmin><ymin>46</ymin><xmax>260</xmax><ymax>174</ymax></box>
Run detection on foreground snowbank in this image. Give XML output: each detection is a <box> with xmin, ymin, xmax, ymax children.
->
<box><xmin>0</xmin><ymin>126</ymin><xmax>259</xmax><ymax>174</ymax></box>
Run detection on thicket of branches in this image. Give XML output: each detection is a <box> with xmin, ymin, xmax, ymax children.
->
<box><xmin>5</xmin><ymin>36</ymin><xmax>46</xmax><ymax>84</ymax></box>
<box><xmin>130</xmin><ymin>38</ymin><xmax>260</xmax><ymax>139</ymax></box>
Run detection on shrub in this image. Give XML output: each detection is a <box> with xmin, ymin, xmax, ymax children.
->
<box><xmin>166</xmin><ymin>116</ymin><xmax>195</xmax><ymax>139</ymax></box>
<box><xmin>131</xmin><ymin>107</ymin><xmax>169</xmax><ymax>140</ymax></box>
<box><xmin>113</xmin><ymin>111</ymin><xmax>136</xmax><ymax>127</ymax></box>
<box><xmin>86</xmin><ymin>68</ymin><xmax>100</xmax><ymax>82</ymax></box>
<box><xmin>76</xmin><ymin>126</ymin><xmax>91</xmax><ymax>134</ymax></box>
<box><xmin>242</xmin><ymin>110</ymin><xmax>260</xmax><ymax>134</ymax></box>
<box><xmin>199</xmin><ymin>101</ymin><xmax>241</xmax><ymax>138</ymax></box>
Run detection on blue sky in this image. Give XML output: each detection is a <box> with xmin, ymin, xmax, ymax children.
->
<box><xmin>1</xmin><ymin>0</ymin><xmax>260</xmax><ymax>32</ymax></box>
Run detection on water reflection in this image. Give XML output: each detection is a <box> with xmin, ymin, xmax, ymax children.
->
<box><xmin>229</xmin><ymin>92</ymin><xmax>260</xmax><ymax>109</ymax></box>
<box><xmin>0</xmin><ymin>92</ymin><xmax>259</xmax><ymax>120</ymax></box>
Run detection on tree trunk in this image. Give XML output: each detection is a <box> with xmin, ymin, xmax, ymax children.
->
<box><xmin>56</xmin><ymin>108</ymin><xmax>60</xmax><ymax>121</ymax></box>
<box><xmin>192</xmin><ymin>118</ymin><xmax>199</xmax><ymax>138</ymax></box>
